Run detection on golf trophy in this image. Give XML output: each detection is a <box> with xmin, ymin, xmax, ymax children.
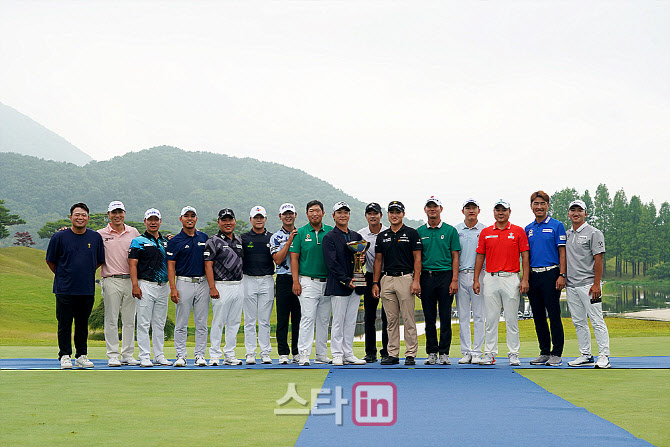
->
<box><xmin>347</xmin><ymin>240</ymin><xmax>370</xmax><ymax>287</ymax></box>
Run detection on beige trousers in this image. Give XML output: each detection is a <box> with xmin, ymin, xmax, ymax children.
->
<box><xmin>380</xmin><ymin>274</ymin><xmax>418</xmax><ymax>358</ymax></box>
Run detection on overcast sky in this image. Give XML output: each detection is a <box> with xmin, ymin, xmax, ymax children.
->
<box><xmin>1</xmin><ymin>1</ymin><xmax>668</xmax><ymax>224</ymax></box>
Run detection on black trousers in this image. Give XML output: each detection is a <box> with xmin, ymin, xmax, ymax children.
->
<box><xmin>56</xmin><ymin>294</ymin><xmax>95</xmax><ymax>359</ymax></box>
<box><xmin>363</xmin><ymin>272</ymin><xmax>388</xmax><ymax>357</ymax></box>
<box><xmin>275</xmin><ymin>274</ymin><xmax>301</xmax><ymax>356</ymax></box>
<box><xmin>528</xmin><ymin>268</ymin><xmax>564</xmax><ymax>356</ymax></box>
<box><xmin>420</xmin><ymin>271</ymin><xmax>454</xmax><ymax>355</ymax></box>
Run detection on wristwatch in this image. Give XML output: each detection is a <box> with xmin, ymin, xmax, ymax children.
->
<box><xmin>559</xmin><ymin>273</ymin><xmax>567</xmax><ymax>278</ymax></box>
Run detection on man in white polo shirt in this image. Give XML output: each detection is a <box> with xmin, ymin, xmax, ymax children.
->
<box><xmin>97</xmin><ymin>201</ymin><xmax>141</xmax><ymax>367</ymax></box>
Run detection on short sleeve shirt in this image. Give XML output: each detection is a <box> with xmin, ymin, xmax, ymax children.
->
<box><xmin>357</xmin><ymin>224</ymin><xmax>388</xmax><ymax>273</ymax></box>
<box><xmin>476</xmin><ymin>222</ymin><xmax>529</xmax><ymax>273</ymax></box>
<box><xmin>203</xmin><ymin>232</ymin><xmax>244</xmax><ymax>281</ymax></box>
<box><xmin>455</xmin><ymin>221</ymin><xmax>486</xmax><ymax>271</ymax></box>
<box><xmin>375</xmin><ymin>224</ymin><xmax>422</xmax><ymax>275</ymax></box>
<box><xmin>166</xmin><ymin>230</ymin><xmax>209</xmax><ymax>277</ymax></box>
<box><xmin>128</xmin><ymin>231</ymin><xmax>169</xmax><ymax>283</ymax></box>
<box><xmin>98</xmin><ymin>224</ymin><xmax>140</xmax><ymax>277</ymax></box>
<box><xmin>289</xmin><ymin>223</ymin><xmax>334</xmax><ymax>279</ymax></box>
<box><xmin>566</xmin><ymin>223</ymin><xmax>606</xmax><ymax>287</ymax></box>
<box><xmin>525</xmin><ymin>216</ymin><xmax>567</xmax><ymax>268</ymax></box>
<box><xmin>46</xmin><ymin>228</ymin><xmax>105</xmax><ymax>295</ymax></box>
<box><xmin>417</xmin><ymin>221</ymin><xmax>461</xmax><ymax>271</ymax></box>
<box><xmin>269</xmin><ymin>227</ymin><xmax>292</xmax><ymax>275</ymax></box>
<box><xmin>241</xmin><ymin>229</ymin><xmax>275</xmax><ymax>276</ymax></box>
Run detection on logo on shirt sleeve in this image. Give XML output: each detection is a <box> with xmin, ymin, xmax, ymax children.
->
<box><xmin>559</xmin><ymin>235</ymin><xmax>566</xmax><ymax>241</ymax></box>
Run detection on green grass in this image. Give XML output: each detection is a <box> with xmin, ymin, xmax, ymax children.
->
<box><xmin>0</xmin><ymin>370</ymin><xmax>327</xmax><ymax>447</ymax></box>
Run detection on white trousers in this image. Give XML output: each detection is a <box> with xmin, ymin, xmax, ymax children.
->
<box><xmin>297</xmin><ymin>277</ymin><xmax>331</xmax><ymax>357</ymax></box>
<box><xmin>482</xmin><ymin>274</ymin><xmax>520</xmax><ymax>356</ymax></box>
<box><xmin>209</xmin><ymin>281</ymin><xmax>244</xmax><ymax>359</ymax></box>
<box><xmin>136</xmin><ymin>280</ymin><xmax>169</xmax><ymax>361</ymax></box>
<box><xmin>566</xmin><ymin>284</ymin><xmax>610</xmax><ymax>356</ymax></box>
<box><xmin>330</xmin><ymin>293</ymin><xmax>361</xmax><ymax>358</ymax></box>
<box><xmin>101</xmin><ymin>276</ymin><xmax>136</xmax><ymax>359</ymax></box>
<box><xmin>456</xmin><ymin>271</ymin><xmax>485</xmax><ymax>356</ymax></box>
<box><xmin>174</xmin><ymin>278</ymin><xmax>209</xmax><ymax>358</ymax></box>
<box><xmin>243</xmin><ymin>274</ymin><xmax>275</xmax><ymax>355</ymax></box>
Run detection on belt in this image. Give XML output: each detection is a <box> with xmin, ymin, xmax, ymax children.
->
<box><xmin>489</xmin><ymin>271</ymin><xmax>516</xmax><ymax>277</ymax></box>
<box><xmin>176</xmin><ymin>276</ymin><xmax>206</xmax><ymax>283</ymax></box>
<box><xmin>214</xmin><ymin>280</ymin><xmax>242</xmax><ymax>285</ymax></box>
<box><xmin>459</xmin><ymin>269</ymin><xmax>475</xmax><ymax>273</ymax></box>
<box><xmin>530</xmin><ymin>265</ymin><xmax>559</xmax><ymax>273</ymax></box>
<box><xmin>301</xmin><ymin>276</ymin><xmax>327</xmax><ymax>282</ymax></box>
<box><xmin>139</xmin><ymin>279</ymin><xmax>168</xmax><ymax>286</ymax></box>
<box><xmin>106</xmin><ymin>274</ymin><xmax>130</xmax><ymax>279</ymax></box>
<box><xmin>421</xmin><ymin>270</ymin><xmax>450</xmax><ymax>277</ymax></box>
<box><xmin>384</xmin><ymin>271</ymin><xmax>412</xmax><ymax>277</ymax></box>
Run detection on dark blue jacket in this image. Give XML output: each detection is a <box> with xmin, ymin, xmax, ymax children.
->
<box><xmin>323</xmin><ymin>227</ymin><xmax>363</xmax><ymax>296</ymax></box>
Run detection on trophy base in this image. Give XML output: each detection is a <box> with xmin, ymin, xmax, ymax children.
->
<box><xmin>352</xmin><ymin>273</ymin><xmax>367</xmax><ymax>288</ymax></box>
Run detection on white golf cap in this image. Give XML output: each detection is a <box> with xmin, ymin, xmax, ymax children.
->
<box><xmin>180</xmin><ymin>206</ymin><xmax>197</xmax><ymax>216</ymax></box>
<box><xmin>462</xmin><ymin>198</ymin><xmax>479</xmax><ymax>208</ymax></box>
<box><xmin>332</xmin><ymin>201</ymin><xmax>350</xmax><ymax>212</ymax></box>
<box><xmin>568</xmin><ymin>199</ymin><xmax>587</xmax><ymax>211</ymax></box>
<box><xmin>425</xmin><ymin>196</ymin><xmax>442</xmax><ymax>206</ymax></box>
<box><xmin>144</xmin><ymin>208</ymin><xmax>161</xmax><ymax>220</ymax></box>
<box><xmin>250</xmin><ymin>206</ymin><xmax>267</xmax><ymax>218</ymax></box>
<box><xmin>493</xmin><ymin>199</ymin><xmax>511</xmax><ymax>209</ymax></box>
<box><xmin>107</xmin><ymin>201</ymin><xmax>125</xmax><ymax>212</ymax></box>
<box><xmin>279</xmin><ymin>203</ymin><xmax>296</xmax><ymax>214</ymax></box>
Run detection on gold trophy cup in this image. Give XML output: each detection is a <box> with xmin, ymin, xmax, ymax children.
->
<box><xmin>346</xmin><ymin>240</ymin><xmax>370</xmax><ymax>287</ymax></box>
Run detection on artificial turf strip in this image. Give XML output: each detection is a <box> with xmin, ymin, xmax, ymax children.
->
<box><xmin>520</xmin><ymin>369</ymin><xmax>670</xmax><ymax>447</ymax></box>
<box><xmin>0</xmin><ymin>370</ymin><xmax>328</xmax><ymax>447</ymax></box>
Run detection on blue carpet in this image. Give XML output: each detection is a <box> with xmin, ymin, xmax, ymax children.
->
<box><xmin>1</xmin><ymin>356</ymin><xmax>668</xmax><ymax>370</ymax></box>
<box><xmin>295</xmin><ymin>369</ymin><xmax>654</xmax><ymax>447</ymax></box>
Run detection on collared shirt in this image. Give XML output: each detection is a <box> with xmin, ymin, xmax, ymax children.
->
<box><xmin>357</xmin><ymin>224</ymin><xmax>388</xmax><ymax>273</ymax></box>
<box><xmin>525</xmin><ymin>215</ymin><xmax>567</xmax><ymax>268</ymax></box>
<box><xmin>455</xmin><ymin>220</ymin><xmax>486</xmax><ymax>271</ymax></box>
<box><xmin>289</xmin><ymin>223</ymin><xmax>334</xmax><ymax>279</ymax></box>
<box><xmin>476</xmin><ymin>222</ymin><xmax>529</xmax><ymax>273</ymax></box>
<box><xmin>375</xmin><ymin>224</ymin><xmax>422</xmax><ymax>275</ymax></box>
<box><xmin>241</xmin><ymin>229</ymin><xmax>275</xmax><ymax>276</ymax></box>
<box><xmin>269</xmin><ymin>227</ymin><xmax>293</xmax><ymax>275</ymax></box>
<box><xmin>98</xmin><ymin>223</ymin><xmax>140</xmax><ymax>277</ymax></box>
<box><xmin>128</xmin><ymin>231</ymin><xmax>169</xmax><ymax>283</ymax></box>
<box><xmin>323</xmin><ymin>226</ymin><xmax>363</xmax><ymax>296</ymax></box>
<box><xmin>166</xmin><ymin>229</ymin><xmax>209</xmax><ymax>277</ymax></box>
<box><xmin>417</xmin><ymin>221</ymin><xmax>461</xmax><ymax>271</ymax></box>
<box><xmin>203</xmin><ymin>232</ymin><xmax>244</xmax><ymax>281</ymax></box>
<box><xmin>46</xmin><ymin>228</ymin><xmax>105</xmax><ymax>295</ymax></box>
<box><xmin>566</xmin><ymin>223</ymin><xmax>606</xmax><ymax>287</ymax></box>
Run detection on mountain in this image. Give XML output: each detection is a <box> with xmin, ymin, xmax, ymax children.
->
<box><xmin>0</xmin><ymin>147</ymin><xmax>423</xmax><ymax>249</ymax></box>
<box><xmin>0</xmin><ymin>102</ymin><xmax>93</xmax><ymax>166</ymax></box>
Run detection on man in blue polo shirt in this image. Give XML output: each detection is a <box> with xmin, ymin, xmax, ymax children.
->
<box><xmin>525</xmin><ymin>191</ymin><xmax>567</xmax><ymax>367</ymax></box>
<box><xmin>167</xmin><ymin>206</ymin><xmax>209</xmax><ymax>367</ymax></box>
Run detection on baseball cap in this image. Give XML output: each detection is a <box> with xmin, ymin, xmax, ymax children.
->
<box><xmin>250</xmin><ymin>206</ymin><xmax>267</xmax><ymax>218</ymax></box>
<box><xmin>462</xmin><ymin>198</ymin><xmax>479</xmax><ymax>208</ymax></box>
<box><xmin>218</xmin><ymin>208</ymin><xmax>235</xmax><ymax>220</ymax></box>
<box><xmin>180</xmin><ymin>206</ymin><xmax>197</xmax><ymax>216</ymax></box>
<box><xmin>279</xmin><ymin>203</ymin><xmax>296</xmax><ymax>214</ymax></box>
<box><xmin>144</xmin><ymin>208</ymin><xmax>161</xmax><ymax>220</ymax></box>
<box><xmin>425</xmin><ymin>196</ymin><xmax>442</xmax><ymax>207</ymax></box>
<box><xmin>493</xmin><ymin>199</ymin><xmax>511</xmax><ymax>209</ymax></box>
<box><xmin>388</xmin><ymin>201</ymin><xmax>405</xmax><ymax>212</ymax></box>
<box><xmin>107</xmin><ymin>201</ymin><xmax>125</xmax><ymax>212</ymax></box>
<box><xmin>365</xmin><ymin>202</ymin><xmax>382</xmax><ymax>214</ymax></box>
<box><xmin>332</xmin><ymin>201</ymin><xmax>350</xmax><ymax>213</ymax></box>
<box><xmin>568</xmin><ymin>199</ymin><xmax>587</xmax><ymax>211</ymax></box>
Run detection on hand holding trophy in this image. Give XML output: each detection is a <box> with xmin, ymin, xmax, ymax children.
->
<box><xmin>346</xmin><ymin>240</ymin><xmax>370</xmax><ymax>287</ymax></box>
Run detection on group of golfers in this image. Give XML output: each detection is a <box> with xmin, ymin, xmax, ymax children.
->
<box><xmin>46</xmin><ymin>191</ymin><xmax>610</xmax><ymax>370</ymax></box>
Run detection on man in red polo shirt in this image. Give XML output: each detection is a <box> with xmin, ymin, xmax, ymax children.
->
<box><xmin>473</xmin><ymin>199</ymin><xmax>529</xmax><ymax>366</ymax></box>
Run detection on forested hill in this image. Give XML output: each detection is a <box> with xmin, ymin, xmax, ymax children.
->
<box><xmin>0</xmin><ymin>102</ymin><xmax>93</xmax><ymax>165</ymax></box>
<box><xmin>0</xmin><ymin>147</ymin><xmax>423</xmax><ymax>249</ymax></box>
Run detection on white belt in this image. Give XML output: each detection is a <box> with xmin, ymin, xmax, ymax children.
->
<box><xmin>530</xmin><ymin>265</ymin><xmax>559</xmax><ymax>273</ymax></box>
<box><xmin>489</xmin><ymin>271</ymin><xmax>516</xmax><ymax>277</ymax></box>
<box><xmin>177</xmin><ymin>276</ymin><xmax>206</xmax><ymax>283</ymax></box>
<box><xmin>460</xmin><ymin>269</ymin><xmax>475</xmax><ymax>273</ymax></box>
<box><xmin>214</xmin><ymin>280</ymin><xmax>242</xmax><ymax>285</ymax></box>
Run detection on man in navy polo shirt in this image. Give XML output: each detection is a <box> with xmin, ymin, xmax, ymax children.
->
<box><xmin>525</xmin><ymin>191</ymin><xmax>567</xmax><ymax>367</ymax></box>
<box><xmin>167</xmin><ymin>206</ymin><xmax>209</xmax><ymax>367</ymax></box>
<box><xmin>46</xmin><ymin>202</ymin><xmax>105</xmax><ymax>369</ymax></box>
<box><xmin>242</xmin><ymin>205</ymin><xmax>276</xmax><ymax>365</ymax></box>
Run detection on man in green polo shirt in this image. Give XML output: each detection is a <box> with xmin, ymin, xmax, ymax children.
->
<box><xmin>289</xmin><ymin>200</ymin><xmax>334</xmax><ymax>366</ymax></box>
<box><xmin>417</xmin><ymin>196</ymin><xmax>461</xmax><ymax>365</ymax></box>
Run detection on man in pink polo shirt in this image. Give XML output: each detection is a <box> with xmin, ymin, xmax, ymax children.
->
<box><xmin>98</xmin><ymin>201</ymin><xmax>141</xmax><ymax>366</ymax></box>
